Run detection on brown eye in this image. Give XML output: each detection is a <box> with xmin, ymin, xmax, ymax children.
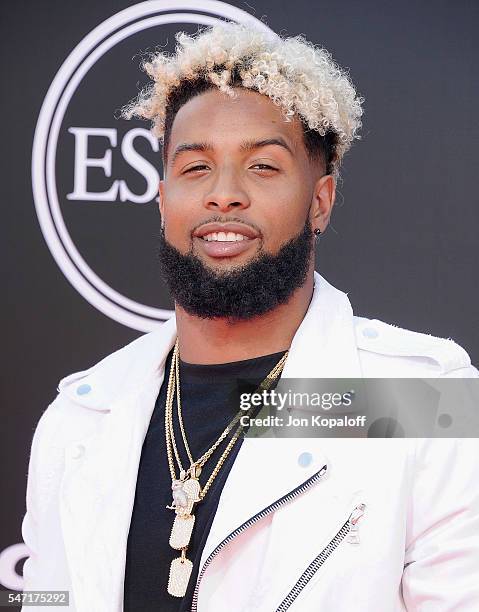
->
<box><xmin>251</xmin><ymin>164</ymin><xmax>277</xmax><ymax>171</ymax></box>
<box><xmin>184</xmin><ymin>165</ymin><xmax>209</xmax><ymax>173</ymax></box>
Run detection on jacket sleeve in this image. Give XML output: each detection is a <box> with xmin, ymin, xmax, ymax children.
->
<box><xmin>21</xmin><ymin>399</ymin><xmax>75</xmax><ymax>610</ymax></box>
<box><xmin>402</xmin><ymin>437</ymin><xmax>479</xmax><ymax>610</ymax></box>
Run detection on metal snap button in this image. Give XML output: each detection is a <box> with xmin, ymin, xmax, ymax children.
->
<box><xmin>362</xmin><ymin>327</ymin><xmax>379</xmax><ymax>339</ymax></box>
<box><xmin>298</xmin><ymin>451</ymin><xmax>313</xmax><ymax>467</ymax></box>
<box><xmin>70</xmin><ymin>444</ymin><xmax>85</xmax><ymax>459</ymax></box>
<box><xmin>76</xmin><ymin>384</ymin><xmax>92</xmax><ymax>396</ymax></box>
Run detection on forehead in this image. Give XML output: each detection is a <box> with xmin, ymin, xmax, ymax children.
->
<box><xmin>168</xmin><ymin>87</ymin><xmax>305</xmax><ymax>150</ymax></box>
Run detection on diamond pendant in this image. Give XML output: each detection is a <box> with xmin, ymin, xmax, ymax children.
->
<box><xmin>166</xmin><ymin>477</ymin><xmax>202</xmax><ymax>516</ymax></box>
<box><xmin>170</xmin><ymin>514</ymin><xmax>195</xmax><ymax>549</ymax></box>
<box><xmin>168</xmin><ymin>551</ymin><xmax>193</xmax><ymax>597</ymax></box>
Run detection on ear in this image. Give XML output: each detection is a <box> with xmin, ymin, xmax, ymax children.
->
<box><xmin>158</xmin><ymin>179</ymin><xmax>165</xmax><ymax>220</ymax></box>
<box><xmin>310</xmin><ymin>174</ymin><xmax>336</xmax><ymax>232</ymax></box>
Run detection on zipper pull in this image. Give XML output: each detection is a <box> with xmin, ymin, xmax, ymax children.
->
<box><xmin>347</xmin><ymin>503</ymin><xmax>366</xmax><ymax>545</ymax></box>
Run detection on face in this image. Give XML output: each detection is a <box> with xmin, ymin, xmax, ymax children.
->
<box><xmin>160</xmin><ymin>88</ymin><xmax>335</xmax><ymax>264</ymax></box>
<box><xmin>158</xmin><ymin>87</ymin><xmax>336</xmax><ymax>319</ymax></box>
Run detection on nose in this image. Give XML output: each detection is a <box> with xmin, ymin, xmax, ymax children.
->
<box><xmin>203</xmin><ymin>167</ymin><xmax>250</xmax><ymax>213</ymax></box>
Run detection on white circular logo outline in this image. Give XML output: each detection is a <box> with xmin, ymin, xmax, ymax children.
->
<box><xmin>32</xmin><ymin>0</ymin><xmax>274</xmax><ymax>332</ymax></box>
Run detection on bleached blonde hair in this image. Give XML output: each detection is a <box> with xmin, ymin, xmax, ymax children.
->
<box><xmin>122</xmin><ymin>21</ymin><xmax>364</xmax><ymax>175</ymax></box>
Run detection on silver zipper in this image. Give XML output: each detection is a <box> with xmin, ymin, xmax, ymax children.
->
<box><xmin>275</xmin><ymin>503</ymin><xmax>366</xmax><ymax>611</ymax></box>
<box><xmin>190</xmin><ymin>464</ymin><xmax>328</xmax><ymax>612</ymax></box>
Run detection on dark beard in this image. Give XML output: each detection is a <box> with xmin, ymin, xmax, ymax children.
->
<box><xmin>157</xmin><ymin>218</ymin><xmax>314</xmax><ymax>321</ymax></box>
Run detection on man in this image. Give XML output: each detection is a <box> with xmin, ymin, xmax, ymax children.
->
<box><xmin>22</xmin><ymin>21</ymin><xmax>479</xmax><ymax>611</ymax></box>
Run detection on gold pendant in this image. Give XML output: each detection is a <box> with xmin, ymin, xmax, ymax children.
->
<box><xmin>168</xmin><ymin>553</ymin><xmax>193</xmax><ymax>597</ymax></box>
<box><xmin>170</xmin><ymin>513</ymin><xmax>195</xmax><ymax>549</ymax></box>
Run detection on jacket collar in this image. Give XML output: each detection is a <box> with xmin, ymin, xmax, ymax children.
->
<box><xmin>58</xmin><ymin>271</ymin><xmax>362</xmax><ymax>412</ymax></box>
<box><xmin>57</xmin><ymin>315</ymin><xmax>177</xmax><ymax>412</ymax></box>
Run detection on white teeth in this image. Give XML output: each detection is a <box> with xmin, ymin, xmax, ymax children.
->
<box><xmin>203</xmin><ymin>231</ymin><xmax>247</xmax><ymax>242</ymax></box>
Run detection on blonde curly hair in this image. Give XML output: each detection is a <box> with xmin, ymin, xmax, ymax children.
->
<box><xmin>122</xmin><ymin>21</ymin><xmax>364</xmax><ymax>176</ymax></box>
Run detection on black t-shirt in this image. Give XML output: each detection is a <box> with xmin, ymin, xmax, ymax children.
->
<box><xmin>123</xmin><ymin>347</ymin><xmax>287</xmax><ymax>611</ymax></box>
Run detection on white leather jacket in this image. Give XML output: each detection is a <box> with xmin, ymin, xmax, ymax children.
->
<box><xmin>21</xmin><ymin>272</ymin><xmax>479</xmax><ymax>611</ymax></box>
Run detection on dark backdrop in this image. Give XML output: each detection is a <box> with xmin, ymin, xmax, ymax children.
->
<box><xmin>1</xmin><ymin>0</ymin><xmax>478</xmax><ymax>595</ymax></box>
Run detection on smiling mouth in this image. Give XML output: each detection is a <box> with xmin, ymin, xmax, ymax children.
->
<box><xmin>200</xmin><ymin>231</ymin><xmax>252</xmax><ymax>242</ymax></box>
<box><xmin>195</xmin><ymin>234</ymin><xmax>258</xmax><ymax>258</ymax></box>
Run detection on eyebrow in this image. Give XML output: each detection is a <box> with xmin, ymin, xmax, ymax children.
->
<box><xmin>170</xmin><ymin>137</ymin><xmax>294</xmax><ymax>165</ymax></box>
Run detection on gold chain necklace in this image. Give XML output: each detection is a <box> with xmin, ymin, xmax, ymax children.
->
<box><xmin>165</xmin><ymin>339</ymin><xmax>289</xmax><ymax>597</ymax></box>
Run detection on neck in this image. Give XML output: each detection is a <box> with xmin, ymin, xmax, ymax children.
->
<box><xmin>175</xmin><ymin>264</ymin><xmax>315</xmax><ymax>365</ymax></box>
